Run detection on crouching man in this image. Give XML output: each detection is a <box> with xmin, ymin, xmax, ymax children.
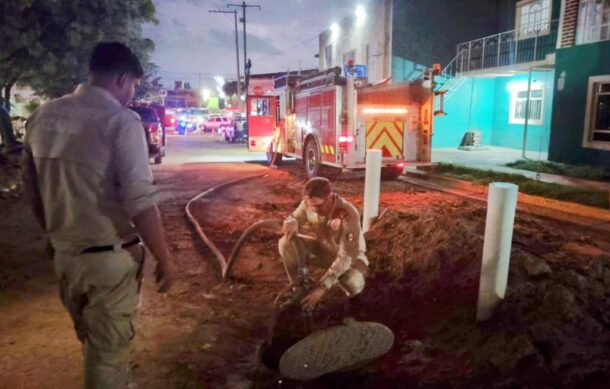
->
<box><xmin>278</xmin><ymin>177</ymin><xmax>369</xmax><ymax>311</ymax></box>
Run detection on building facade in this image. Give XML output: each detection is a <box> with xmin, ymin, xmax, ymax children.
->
<box><xmin>413</xmin><ymin>0</ymin><xmax>561</xmax><ymax>157</ymax></box>
<box><xmin>318</xmin><ymin>0</ymin><xmax>393</xmax><ymax>84</ymax></box>
<box><xmin>319</xmin><ymin>0</ymin><xmax>609</xmax><ymax>168</ymax></box>
<box><xmin>549</xmin><ymin>0</ymin><xmax>610</xmax><ymax>168</ymax></box>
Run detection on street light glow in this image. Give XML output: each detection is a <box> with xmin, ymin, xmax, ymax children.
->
<box><xmin>330</xmin><ymin>22</ymin><xmax>340</xmax><ymax>41</ymax></box>
<box><xmin>201</xmin><ymin>88</ymin><xmax>211</xmax><ymax>101</ymax></box>
<box><xmin>214</xmin><ymin>76</ymin><xmax>225</xmax><ymax>86</ymax></box>
<box><xmin>356</xmin><ymin>5</ymin><xmax>366</xmax><ymax>27</ymax></box>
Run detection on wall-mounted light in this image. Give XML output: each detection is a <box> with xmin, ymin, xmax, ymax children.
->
<box><xmin>507</xmin><ymin>80</ymin><xmax>542</xmax><ymax>92</ymax></box>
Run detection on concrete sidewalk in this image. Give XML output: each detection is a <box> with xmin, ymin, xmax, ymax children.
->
<box><xmin>431</xmin><ymin>147</ymin><xmax>610</xmax><ymax>193</ymax></box>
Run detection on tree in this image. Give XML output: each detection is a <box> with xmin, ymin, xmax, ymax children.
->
<box><xmin>0</xmin><ymin>0</ymin><xmax>158</xmax><ymax>109</ymax></box>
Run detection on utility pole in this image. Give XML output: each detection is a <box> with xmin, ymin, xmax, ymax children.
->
<box><xmin>210</xmin><ymin>8</ymin><xmax>242</xmax><ymax>112</ymax></box>
<box><xmin>228</xmin><ymin>1</ymin><xmax>261</xmax><ymax>97</ymax></box>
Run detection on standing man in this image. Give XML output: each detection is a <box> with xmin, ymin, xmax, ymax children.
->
<box><xmin>279</xmin><ymin>177</ymin><xmax>369</xmax><ymax>311</ymax></box>
<box><xmin>21</xmin><ymin>42</ymin><xmax>176</xmax><ymax>388</ymax></box>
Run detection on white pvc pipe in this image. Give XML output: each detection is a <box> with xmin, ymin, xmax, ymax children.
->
<box><xmin>363</xmin><ymin>149</ymin><xmax>382</xmax><ymax>233</ymax></box>
<box><xmin>477</xmin><ymin>182</ymin><xmax>519</xmax><ymax>321</ymax></box>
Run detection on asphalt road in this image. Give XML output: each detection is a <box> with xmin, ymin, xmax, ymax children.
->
<box><xmin>161</xmin><ymin>133</ymin><xmax>267</xmax><ymax>165</ymax></box>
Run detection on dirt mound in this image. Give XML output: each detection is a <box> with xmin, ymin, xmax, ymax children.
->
<box><xmin>262</xmin><ymin>204</ymin><xmax>610</xmax><ymax>387</ymax></box>
<box><xmin>360</xmin><ymin>207</ymin><xmax>610</xmax><ymax>387</ymax></box>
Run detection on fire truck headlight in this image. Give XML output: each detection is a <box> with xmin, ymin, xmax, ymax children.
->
<box><xmin>339</xmin><ymin>135</ymin><xmax>353</xmax><ymax>143</ymax></box>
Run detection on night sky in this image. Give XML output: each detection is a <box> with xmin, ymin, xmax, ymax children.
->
<box><xmin>143</xmin><ymin>0</ymin><xmax>353</xmax><ymax>89</ymax></box>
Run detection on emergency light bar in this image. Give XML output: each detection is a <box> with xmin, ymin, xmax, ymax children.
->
<box><xmin>362</xmin><ymin>107</ymin><xmax>408</xmax><ymax>115</ymax></box>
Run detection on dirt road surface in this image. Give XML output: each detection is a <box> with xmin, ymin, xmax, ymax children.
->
<box><xmin>1</xmin><ymin>135</ymin><xmax>608</xmax><ymax>388</ymax></box>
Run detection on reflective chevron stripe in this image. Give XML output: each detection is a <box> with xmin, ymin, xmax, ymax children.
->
<box><xmin>365</xmin><ymin>121</ymin><xmax>404</xmax><ymax>158</ymax></box>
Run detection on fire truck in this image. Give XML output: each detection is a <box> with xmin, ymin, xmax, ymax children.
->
<box><xmin>246</xmin><ymin>67</ymin><xmax>437</xmax><ymax>179</ymax></box>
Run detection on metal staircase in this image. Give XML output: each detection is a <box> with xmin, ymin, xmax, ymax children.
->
<box><xmin>433</xmin><ymin>19</ymin><xmax>559</xmax><ymax>112</ymax></box>
<box><xmin>434</xmin><ymin>50</ymin><xmax>467</xmax><ymax>112</ymax></box>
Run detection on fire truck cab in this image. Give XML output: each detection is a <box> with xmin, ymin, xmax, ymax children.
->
<box><xmin>246</xmin><ymin>67</ymin><xmax>435</xmax><ymax>179</ymax></box>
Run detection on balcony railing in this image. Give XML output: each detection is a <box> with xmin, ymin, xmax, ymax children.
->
<box><xmin>445</xmin><ymin>19</ymin><xmax>559</xmax><ymax>76</ymax></box>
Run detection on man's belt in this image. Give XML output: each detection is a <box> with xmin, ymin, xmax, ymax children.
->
<box><xmin>81</xmin><ymin>238</ymin><xmax>141</xmax><ymax>254</ymax></box>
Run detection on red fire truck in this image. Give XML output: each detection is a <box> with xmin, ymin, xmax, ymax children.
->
<box><xmin>246</xmin><ymin>67</ymin><xmax>436</xmax><ymax>179</ymax></box>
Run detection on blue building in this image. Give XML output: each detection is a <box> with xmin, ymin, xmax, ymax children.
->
<box><xmin>319</xmin><ymin>0</ymin><xmax>609</xmax><ymax>168</ymax></box>
<box><xmin>393</xmin><ymin>0</ymin><xmax>561</xmax><ymax>158</ymax></box>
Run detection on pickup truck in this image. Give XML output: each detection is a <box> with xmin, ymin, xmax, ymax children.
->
<box><xmin>128</xmin><ymin>105</ymin><xmax>166</xmax><ymax>164</ymax></box>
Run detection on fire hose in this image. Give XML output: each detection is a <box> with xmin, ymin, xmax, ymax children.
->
<box><xmin>185</xmin><ymin>135</ymin><xmax>287</xmax><ymax>280</ymax></box>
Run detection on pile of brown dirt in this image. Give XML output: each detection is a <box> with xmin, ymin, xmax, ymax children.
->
<box><xmin>360</xmin><ymin>205</ymin><xmax>610</xmax><ymax>387</ymax></box>
<box><xmin>262</xmin><ymin>201</ymin><xmax>610</xmax><ymax>387</ymax></box>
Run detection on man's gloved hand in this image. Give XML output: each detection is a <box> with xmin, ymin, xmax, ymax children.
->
<box><xmin>282</xmin><ymin>217</ymin><xmax>299</xmax><ymax>239</ymax></box>
<box><xmin>301</xmin><ymin>286</ymin><xmax>327</xmax><ymax>312</ymax></box>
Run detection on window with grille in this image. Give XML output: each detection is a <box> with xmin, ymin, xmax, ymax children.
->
<box><xmin>510</xmin><ymin>88</ymin><xmax>544</xmax><ymax>125</ymax></box>
<box><xmin>576</xmin><ymin>0</ymin><xmax>610</xmax><ymax>44</ymax></box>
<box><xmin>584</xmin><ymin>76</ymin><xmax>610</xmax><ymax>148</ymax></box>
<box><xmin>516</xmin><ymin>0</ymin><xmax>551</xmax><ymax>38</ymax></box>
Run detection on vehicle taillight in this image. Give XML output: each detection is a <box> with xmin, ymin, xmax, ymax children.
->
<box><xmin>150</xmin><ymin>123</ymin><xmax>160</xmax><ymax>133</ymax></box>
<box><xmin>170</xmin><ymin>117</ymin><xmax>175</xmax><ymax>124</ymax></box>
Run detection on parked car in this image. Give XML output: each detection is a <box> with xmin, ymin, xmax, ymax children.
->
<box><xmin>163</xmin><ymin>110</ymin><xmax>177</xmax><ymax>133</ymax></box>
<box><xmin>176</xmin><ymin>108</ymin><xmax>208</xmax><ymax>134</ymax></box>
<box><xmin>203</xmin><ymin>115</ymin><xmax>234</xmax><ymax>134</ymax></box>
<box><xmin>128</xmin><ymin>105</ymin><xmax>166</xmax><ymax>164</ymax></box>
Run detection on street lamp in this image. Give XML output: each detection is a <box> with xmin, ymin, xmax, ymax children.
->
<box><xmin>356</xmin><ymin>5</ymin><xmax>366</xmax><ymax>27</ymax></box>
<box><xmin>201</xmin><ymin>88</ymin><xmax>211</xmax><ymax>101</ymax></box>
<box><xmin>330</xmin><ymin>22</ymin><xmax>340</xmax><ymax>41</ymax></box>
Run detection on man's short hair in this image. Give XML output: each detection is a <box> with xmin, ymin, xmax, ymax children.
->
<box><xmin>89</xmin><ymin>42</ymin><xmax>144</xmax><ymax>78</ymax></box>
<box><xmin>303</xmin><ymin>177</ymin><xmax>332</xmax><ymax>199</ymax></box>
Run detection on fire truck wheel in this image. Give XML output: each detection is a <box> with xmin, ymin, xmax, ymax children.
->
<box><xmin>266</xmin><ymin>142</ymin><xmax>283</xmax><ymax>166</ymax></box>
<box><xmin>304</xmin><ymin>139</ymin><xmax>321</xmax><ymax>178</ymax></box>
<box><xmin>381</xmin><ymin>167</ymin><xmax>403</xmax><ymax>180</ymax></box>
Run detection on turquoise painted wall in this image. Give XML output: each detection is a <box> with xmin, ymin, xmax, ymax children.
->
<box><xmin>549</xmin><ymin>41</ymin><xmax>610</xmax><ymax>168</ymax></box>
<box><xmin>393</xmin><ymin>56</ymin><xmax>554</xmax><ymax>152</ymax></box>
<box><xmin>431</xmin><ymin>72</ymin><xmax>553</xmax><ymax>151</ymax></box>
<box><xmin>491</xmin><ymin>71</ymin><xmax>554</xmax><ymax>152</ymax></box>
<box><xmin>433</xmin><ymin>78</ymin><xmax>496</xmax><ymax>148</ymax></box>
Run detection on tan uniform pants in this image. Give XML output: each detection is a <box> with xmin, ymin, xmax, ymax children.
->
<box><xmin>54</xmin><ymin>244</ymin><xmax>144</xmax><ymax>389</ymax></box>
<box><xmin>278</xmin><ymin>236</ymin><xmax>366</xmax><ymax>296</ymax></box>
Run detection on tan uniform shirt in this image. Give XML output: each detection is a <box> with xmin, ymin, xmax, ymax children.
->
<box><xmin>24</xmin><ymin>84</ymin><xmax>158</xmax><ymax>252</ymax></box>
<box><xmin>289</xmin><ymin>193</ymin><xmax>368</xmax><ymax>288</ymax></box>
